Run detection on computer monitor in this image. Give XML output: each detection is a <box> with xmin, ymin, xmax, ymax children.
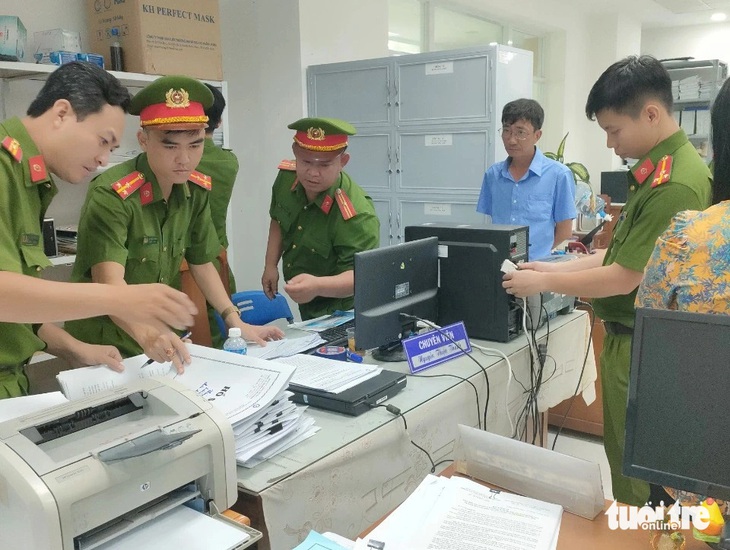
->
<box><xmin>404</xmin><ymin>223</ymin><xmax>529</xmax><ymax>342</ymax></box>
<box><xmin>624</xmin><ymin>308</ymin><xmax>730</xmax><ymax>502</ymax></box>
<box><xmin>354</xmin><ymin>237</ymin><xmax>439</xmax><ymax>362</ymax></box>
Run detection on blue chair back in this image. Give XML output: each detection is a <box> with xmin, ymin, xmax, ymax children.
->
<box><xmin>215</xmin><ymin>290</ymin><xmax>294</xmax><ymax>338</ymax></box>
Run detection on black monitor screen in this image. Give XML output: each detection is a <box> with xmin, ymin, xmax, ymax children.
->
<box><xmin>354</xmin><ymin>237</ymin><xmax>439</xmax><ymax>353</ymax></box>
<box><xmin>624</xmin><ymin>308</ymin><xmax>730</xmax><ymax>501</ymax></box>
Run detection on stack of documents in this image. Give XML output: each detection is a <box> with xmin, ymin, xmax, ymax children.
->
<box><xmin>353</xmin><ymin>474</ymin><xmax>563</xmax><ymax>550</ymax></box>
<box><xmin>56</xmin><ymin>344</ymin><xmax>320</xmax><ymax>469</ymax></box>
<box><xmin>277</xmin><ymin>353</ymin><xmax>381</xmax><ymax>393</ymax></box>
<box><xmin>247</xmin><ymin>333</ymin><xmax>325</xmax><ymax>360</ymax></box>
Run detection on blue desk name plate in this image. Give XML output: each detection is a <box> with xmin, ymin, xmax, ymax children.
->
<box><xmin>402</xmin><ymin>322</ymin><xmax>471</xmax><ymax>374</ymax></box>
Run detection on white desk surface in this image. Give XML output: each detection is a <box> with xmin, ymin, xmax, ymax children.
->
<box><xmin>234</xmin><ymin>311</ymin><xmax>596</xmax><ymax>549</ymax></box>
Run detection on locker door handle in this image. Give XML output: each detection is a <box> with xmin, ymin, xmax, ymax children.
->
<box><xmin>395</xmin><ymin>146</ymin><xmax>401</xmax><ymax>174</ymax></box>
<box><xmin>396</xmin><ymin>212</ymin><xmax>402</xmax><ymax>241</ymax></box>
<box><xmin>388</xmin><ymin>211</ymin><xmax>393</xmax><ymax>240</ymax></box>
<box><xmin>394</xmin><ymin>79</ymin><xmax>399</xmax><ymax>107</ymax></box>
<box><xmin>386</xmin><ymin>76</ymin><xmax>391</xmax><ymax>107</ymax></box>
<box><xmin>387</xmin><ymin>148</ymin><xmax>393</xmax><ymax>174</ymax></box>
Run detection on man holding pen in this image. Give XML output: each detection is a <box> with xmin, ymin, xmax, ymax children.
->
<box><xmin>66</xmin><ymin>75</ymin><xmax>283</xmax><ymax>372</ymax></box>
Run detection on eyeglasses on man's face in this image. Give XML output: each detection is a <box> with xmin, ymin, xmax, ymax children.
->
<box><xmin>499</xmin><ymin>126</ymin><xmax>533</xmax><ymax>141</ymax></box>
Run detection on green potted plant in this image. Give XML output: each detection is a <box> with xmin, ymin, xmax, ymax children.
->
<box><xmin>545</xmin><ymin>133</ymin><xmax>611</xmax><ymax>227</ymax></box>
<box><xmin>544</xmin><ymin>132</ymin><xmax>591</xmax><ymax>186</ymax></box>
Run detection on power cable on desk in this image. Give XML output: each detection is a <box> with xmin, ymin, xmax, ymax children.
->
<box><xmin>368</xmin><ymin>403</ymin><xmax>453</xmax><ymax>474</ymax></box>
<box><xmin>411</xmin><ymin>372</ymin><xmax>481</xmax><ymax>430</ymax></box>
<box><xmin>550</xmin><ymin>299</ymin><xmax>596</xmax><ymax>451</ymax></box>
<box><xmin>511</xmin><ymin>300</ymin><xmax>548</xmax><ymax>444</ymax></box>
<box><xmin>399</xmin><ymin>314</ymin><xmax>490</xmax><ymax>430</ymax></box>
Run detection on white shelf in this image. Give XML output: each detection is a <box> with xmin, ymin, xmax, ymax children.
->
<box><xmin>0</xmin><ymin>60</ymin><xmax>223</xmax><ymax>88</ymax></box>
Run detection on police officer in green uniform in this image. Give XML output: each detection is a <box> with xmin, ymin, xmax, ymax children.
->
<box><xmin>262</xmin><ymin>117</ymin><xmax>380</xmax><ymax>320</ymax></box>
<box><xmin>197</xmin><ymin>84</ymin><xmax>239</xmax><ymax>347</ymax></box>
<box><xmin>502</xmin><ymin>56</ymin><xmax>711</xmax><ymax>506</ymax></box>
<box><xmin>0</xmin><ymin>62</ymin><xmax>197</xmax><ymax>399</ymax></box>
<box><xmin>66</xmin><ymin>75</ymin><xmax>283</xmax><ymax>373</ymax></box>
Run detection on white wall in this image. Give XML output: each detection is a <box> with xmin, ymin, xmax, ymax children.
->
<box><xmin>642</xmin><ymin>22</ymin><xmax>730</xmax><ymax>62</ymax></box>
<box><xmin>220</xmin><ymin>0</ymin><xmax>389</xmax><ymax>296</ymax></box>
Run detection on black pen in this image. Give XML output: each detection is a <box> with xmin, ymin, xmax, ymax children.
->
<box><xmin>141</xmin><ymin>331</ymin><xmax>192</xmax><ymax>368</ymax></box>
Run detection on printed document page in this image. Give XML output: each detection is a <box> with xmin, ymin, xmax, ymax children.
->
<box><xmin>410</xmin><ymin>476</ymin><xmax>562</xmax><ymax>550</ymax></box>
<box><xmin>355</xmin><ymin>475</ymin><xmax>562</xmax><ymax>550</ymax></box>
<box><xmin>276</xmin><ymin>354</ymin><xmax>381</xmax><ymax>392</ymax></box>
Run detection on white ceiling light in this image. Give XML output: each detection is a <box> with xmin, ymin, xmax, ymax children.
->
<box><xmin>711</xmin><ymin>12</ymin><xmax>727</xmax><ymax>21</ymax></box>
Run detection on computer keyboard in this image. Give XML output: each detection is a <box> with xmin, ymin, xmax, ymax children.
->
<box><xmin>317</xmin><ymin>319</ymin><xmax>355</xmax><ymax>346</ymax></box>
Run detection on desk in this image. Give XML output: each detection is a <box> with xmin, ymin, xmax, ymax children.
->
<box><xmin>360</xmin><ymin>464</ymin><xmax>708</xmax><ymax>550</ymax></box>
<box><xmin>233</xmin><ymin>311</ymin><xmax>596</xmax><ymax>550</ymax></box>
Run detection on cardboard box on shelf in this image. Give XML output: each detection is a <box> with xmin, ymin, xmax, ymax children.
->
<box><xmin>0</xmin><ymin>15</ymin><xmax>27</xmax><ymax>61</ymax></box>
<box><xmin>85</xmin><ymin>0</ymin><xmax>222</xmax><ymax>81</ymax></box>
<box><xmin>33</xmin><ymin>28</ymin><xmax>81</xmax><ymax>63</ymax></box>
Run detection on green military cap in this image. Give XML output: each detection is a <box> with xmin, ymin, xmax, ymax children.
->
<box><xmin>130</xmin><ymin>75</ymin><xmax>214</xmax><ymax>130</ymax></box>
<box><xmin>288</xmin><ymin>117</ymin><xmax>357</xmax><ymax>152</ymax></box>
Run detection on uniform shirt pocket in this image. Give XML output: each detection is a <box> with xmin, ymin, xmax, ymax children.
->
<box><xmin>299</xmin><ymin>230</ymin><xmax>331</xmax><ymax>260</ymax></box>
<box><xmin>19</xmin><ymin>242</ymin><xmax>51</xmax><ymax>275</ymax></box>
<box><xmin>125</xmin><ymin>237</ymin><xmax>161</xmax><ymax>282</ymax></box>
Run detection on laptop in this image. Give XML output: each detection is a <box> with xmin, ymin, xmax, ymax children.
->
<box><xmin>289</xmin><ymin>368</ymin><xmax>406</xmax><ymax>416</ymax></box>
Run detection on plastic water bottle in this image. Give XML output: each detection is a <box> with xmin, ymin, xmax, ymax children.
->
<box><xmin>223</xmin><ymin>327</ymin><xmax>247</xmax><ymax>355</ymax></box>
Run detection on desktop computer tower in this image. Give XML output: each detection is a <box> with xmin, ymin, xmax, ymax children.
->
<box><xmin>405</xmin><ymin>223</ymin><xmax>529</xmax><ymax>342</ymax></box>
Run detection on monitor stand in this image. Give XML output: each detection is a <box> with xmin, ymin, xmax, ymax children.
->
<box><xmin>372</xmin><ymin>340</ymin><xmax>407</xmax><ymax>363</ymax></box>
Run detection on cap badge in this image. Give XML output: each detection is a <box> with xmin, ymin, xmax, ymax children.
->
<box><xmin>165</xmin><ymin>88</ymin><xmax>191</xmax><ymax>109</ymax></box>
<box><xmin>307</xmin><ymin>127</ymin><xmax>326</xmax><ymax>141</ymax></box>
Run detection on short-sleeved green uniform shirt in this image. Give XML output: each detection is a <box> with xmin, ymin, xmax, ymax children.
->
<box><xmin>0</xmin><ymin>118</ymin><xmax>58</xmax><ymax>397</ymax></box>
<box><xmin>591</xmin><ymin>129</ymin><xmax>711</xmax><ymax>506</ymax></box>
<box><xmin>593</xmin><ymin>130</ymin><xmax>712</xmax><ymax>325</ymax></box>
<box><xmin>65</xmin><ymin>155</ymin><xmax>221</xmax><ymax>357</ymax></box>
<box><xmin>197</xmin><ymin>137</ymin><xmax>239</xmax><ymax>251</ymax></box>
<box><xmin>269</xmin><ymin>166</ymin><xmax>380</xmax><ymax>320</ymax></box>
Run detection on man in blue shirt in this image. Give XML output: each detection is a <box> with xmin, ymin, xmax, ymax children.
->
<box><xmin>477</xmin><ymin>99</ymin><xmax>576</xmax><ymax>260</ymax></box>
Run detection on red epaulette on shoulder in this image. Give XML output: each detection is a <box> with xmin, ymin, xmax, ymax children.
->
<box><xmin>278</xmin><ymin>159</ymin><xmax>296</xmax><ymax>171</ymax></box>
<box><xmin>189</xmin><ymin>170</ymin><xmax>212</xmax><ymax>190</ymax></box>
<box><xmin>1</xmin><ymin>136</ymin><xmax>23</xmax><ymax>163</ymax></box>
<box><xmin>112</xmin><ymin>171</ymin><xmax>145</xmax><ymax>200</ymax></box>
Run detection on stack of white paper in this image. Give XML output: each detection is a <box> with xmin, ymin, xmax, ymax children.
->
<box><xmin>276</xmin><ymin>354</ymin><xmax>381</xmax><ymax>393</ymax></box>
<box><xmin>246</xmin><ymin>333</ymin><xmax>325</xmax><ymax>360</ymax></box>
<box><xmin>353</xmin><ymin>475</ymin><xmax>563</xmax><ymax>550</ymax></box>
<box><xmin>55</xmin><ymin>344</ymin><xmax>320</xmax><ymax>468</ymax></box>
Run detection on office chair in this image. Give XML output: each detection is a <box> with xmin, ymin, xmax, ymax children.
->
<box><xmin>215</xmin><ymin>290</ymin><xmax>295</xmax><ymax>338</ymax></box>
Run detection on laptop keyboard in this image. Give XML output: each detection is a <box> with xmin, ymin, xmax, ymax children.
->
<box><xmin>318</xmin><ymin>319</ymin><xmax>355</xmax><ymax>346</ymax></box>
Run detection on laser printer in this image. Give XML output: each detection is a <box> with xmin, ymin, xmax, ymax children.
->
<box><xmin>0</xmin><ymin>377</ymin><xmax>259</xmax><ymax>549</ymax></box>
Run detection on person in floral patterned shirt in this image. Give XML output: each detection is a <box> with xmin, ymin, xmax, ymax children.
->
<box><xmin>635</xmin><ymin>76</ymin><xmax>730</xmax><ymax>513</ymax></box>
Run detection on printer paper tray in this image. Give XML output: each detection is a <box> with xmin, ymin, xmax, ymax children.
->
<box><xmin>77</xmin><ymin>487</ymin><xmax>201</xmax><ymax>549</ymax></box>
<box><xmin>77</xmin><ymin>494</ymin><xmax>262</xmax><ymax>550</ymax></box>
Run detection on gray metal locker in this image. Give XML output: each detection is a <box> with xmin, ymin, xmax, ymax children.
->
<box><xmin>307</xmin><ymin>45</ymin><xmax>533</xmax><ymax>246</ymax></box>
